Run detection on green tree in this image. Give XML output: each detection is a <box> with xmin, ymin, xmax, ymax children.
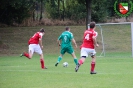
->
<box><xmin>0</xmin><ymin>0</ymin><xmax>33</xmax><ymax>25</ymax></box>
<box><xmin>106</xmin><ymin>0</ymin><xmax>116</xmax><ymax>17</ymax></box>
<box><xmin>45</xmin><ymin>0</ymin><xmax>58</xmax><ymax>19</ymax></box>
<box><xmin>77</xmin><ymin>0</ymin><xmax>108</xmax><ymax>28</ymax></box>
<box><xmin>0</xmin><ymin>0</ymin><xmax>118</xmax><ymax>26</ymax></box>
<box><xmin>91</xmin><ymin>0</ymin><xmax>107</xmax><ymax>22</ymax></box>
<box><xmin>65</xmin><ymin>0</ymin><xmax>86</xmax><ymax>21</ymax></box>
<box><xmin>77</xmin><ymin>0</ymin><xmax>94</xmax><ymax>28</ymax></box>
<box><xmin>45</xmin><ymin>0</ymin><xmax>86</xmax><ymax>22</ymax></box>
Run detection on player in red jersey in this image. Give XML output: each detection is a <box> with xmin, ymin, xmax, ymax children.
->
<box><xmin>20</xmin><ymin>28</ymin><xmax>47</xmax><ymax>69</ymax></box>
<box><xmin>75</xmin><ymin>22</ymin><xmax>99</xmax><ymax>74</ymax></box>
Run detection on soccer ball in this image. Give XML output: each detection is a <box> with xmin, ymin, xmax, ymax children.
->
<box><xmin>63</xmin><ymin>62</ymin><xmax>68</xmax><ymax>67</ymax></box>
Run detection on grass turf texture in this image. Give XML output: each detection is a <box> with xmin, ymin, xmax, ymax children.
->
<box><xmin>0</xmin><ymin>54</ymin><xmax>133</xmax><ymax>88</ymax></box>
<box><xmin>0</xmin><ymin>25</ymin><xmax>133</xmax><ymax>87</ymax></box>
<box><xmin>0</xmin><ymin>24</ymin><xmax>132</xmax><ymax>57</ymax></box>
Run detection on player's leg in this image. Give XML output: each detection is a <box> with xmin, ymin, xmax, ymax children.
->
<box><xmin>75</xmin><ymin>56</ymin><xmax>86</xmax><ymax>72</ymax></box>
<box><xmin>79</xmin><ymin>48</ymin><xmax>88</xmax><ymax>65</ymax></box>
<box><xmin>71</xmin><ymin>52</ymin><xmax>78</xmax><ymax>65</ymax></box>
<box><xmin>20</xmin><ymin>44</ymin><xmax>33</xmax><ymax>59</ymax></box>
<box><xmin>55</xmin><ymin>54</ymin><xmax>63</xmax><ymax>66</ymax></box>
<box><xmin>75</xmin><ymin>48</ymin><xmax>88</xmax><ymax>72</ymax></box>
<box><xmin>78</xmin><ymin>56</ymin><xmax>86</xmax><ymax>65</ymax></box>
<box><xmin>39</xmin><ymin>53</ymin><xmax>47</xmax><ymax>69</ymax></box>
<box><xmin>90</xmin><ymin>50</ymin><xmax>97</xmax><ymax>74</ymax></box>
<box><xmin>55</xmin><ymin>47</ymin><xmax>65</xmax><ymax>66</ymax></box>
<box><xmin>35</xmin><ymin>44</ymin><xmax>47</xmax><ymax>69</ymax></box>
<box><xmin>68</xmin><ymin>47</ymin><xmax>78</xmax><ymax>65</ymax></box>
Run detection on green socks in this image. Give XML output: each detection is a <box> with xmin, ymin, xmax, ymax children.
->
<box><xmin>57</xmin><ymin>56</ymin><xmax>62</xmax><ymax>63</ymax></box>
<box><xmin>57</xmin><ymin>57</ymin><xmax>78</xmax><ymax>65</ymax></box>
<box><xmin>74</xmin><ymin>58</ymin><xmax>78</xmax><ymax>65</ymax></box>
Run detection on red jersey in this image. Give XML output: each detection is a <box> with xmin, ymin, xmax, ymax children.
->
<box><xmin>28</xmin><ymin>32</ymin><xmax>43</xmax><ymax>44</ymax></box>
<box><xmin>81</xmin><ymin>28</ymin><xmax>98</xmax><ymax>49</ymax></box>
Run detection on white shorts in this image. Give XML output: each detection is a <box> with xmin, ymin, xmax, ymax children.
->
<box><xmin>80</xmin><ymin>48</ymin><xmax>96</xmax><ymax>58</ymax></box>
<box><xmin>29</xmin><ymin>44</ymin><xmax>42</xmax><ymax>55</ymax></box>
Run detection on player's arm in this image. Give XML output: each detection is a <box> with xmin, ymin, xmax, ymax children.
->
<box><xmin>80</xmin><ymin>33</ymin><xmax>85</xmax><ymax>49</ymax></box>
<box><xmin>57</xmin><ymin>35</ymin><xmax>62</xmax><ymax>46</ymax></box>
<box><xmin>70</xmin><ymin>33</ymin><xmax>77</xmax><ymax>48</ymax></box>
<box><xmin>92</xmin><ymin>37</ymin><xmax>99</xmax><ymax>47</ymax></box>
<box><xmin>93</xmin><ymin>32</ymin><xmax>99</xmax><ymax>47</ymax></box>
<box><xmin>39</xmin><ymin>38</ymin><xmax>43</xmax><ymax>49</ymax></box>
<box><xmin>57</xmin><ymin>39</ymin><xmax>61</xmax><ymax>46</ymax></box>
<box><xmin>72</xmin><ymin>38</ymin><xmax>77</xmax><ymax>48</ymax></box>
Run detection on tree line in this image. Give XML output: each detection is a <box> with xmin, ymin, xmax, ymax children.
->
<box><xmin>0</xmin><ymin>0</ymin><xmax>131</xmax><ymax>27</ymax></box>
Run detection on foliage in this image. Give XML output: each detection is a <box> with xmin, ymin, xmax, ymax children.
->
<box><xmin>45</xmin><ymin>1</ymin><xmax>59</xmax><ymax>19</ymax></box>
<box><xmin>106</xmin><ymin>0</ymin><xmax>116</xmax><ymax>17</ymax></box>
<box><xmin>0</xmin><ymin>0</ymin><xmax>34</xmax><ymax>25</ymax></box>
<box><xmin>45</xmin><ymin>0</ymin><xmax>86</xmax><ymax>21</ymax></box>
<box><xmin>45</xmin><ymin>0</ymin><xmax>112</xmax><ymax>23</ymax></box>
<box><xmin>65</xmin><ymin>0</ymin><xmax>86</xmax><ymax>21</ymax></box>
<box><xmin>0</xmin><ymin>0</ymin><xmax>129</xmax><ymax>25</ymax></box>
<box><xmin>91</xmin><ymin>0</ymin><xmax>107</xmax><ymax>22</ymax></box>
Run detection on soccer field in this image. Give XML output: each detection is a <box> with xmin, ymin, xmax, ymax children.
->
<box><xmin>0</xmin><ymin>54</ymin><xmax>133</xmax><ymax>88</ymax></box>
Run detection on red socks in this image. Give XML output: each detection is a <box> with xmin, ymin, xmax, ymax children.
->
<box><xmin>91</xmin><ymin>62</ymin><xmax>95</xmax><ymax>72</ymax></box>
<box><xmin>24</xmin><ymin>52</ymin><xmax>30</xmax><ymax>59</ymax></box>
<box><xmin>78</xmin><ymin>59</ymin><xmax>83</xmax><ymax>65</ymax></box>
<box><xmin>78</xmin><ymin>59</ymin><xmax>96</xmax><ymax>72</ymax></box>
<box><xmin>40</xmin><ymin>59</ymin><xmax>44</xmax><ymax>69</ymax></box>
<box><xmin>23</xmin><ymin>53</ymin><xmax>45</xmax><ymax>69</ymax></box>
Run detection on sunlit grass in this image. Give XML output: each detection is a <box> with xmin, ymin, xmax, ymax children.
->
<box><xmin>0</xmin><ymin>54</ymin><xmax>133</xmax><ymax>88</ymax></box>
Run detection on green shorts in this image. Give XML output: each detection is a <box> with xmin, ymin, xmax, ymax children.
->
<box><xmin>60</xmin><ymin>46</ymin><xmax>74</xmax><ymax>55</ymax></box>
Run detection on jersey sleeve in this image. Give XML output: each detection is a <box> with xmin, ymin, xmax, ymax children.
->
<box><xmin>70</xmin><ymin>33</ymin><xmax>74</xmax><ymax>40</ymax></box>
<box><xmin>93</xmin><ymin>31</ymin><xmax>98</xmax><ymax>38</ymax></box>
<box><xmin>39</xmin><ymin>33</ymin><xmax>43</xmax><ymax>40</ymax></box>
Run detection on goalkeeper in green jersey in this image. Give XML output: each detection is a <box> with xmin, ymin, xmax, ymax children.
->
<box><xmin>55</xmin><ymin>26</ymin><xmax>78</xmax><ymax>67</ymax></box>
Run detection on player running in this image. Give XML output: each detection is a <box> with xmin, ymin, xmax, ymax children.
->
<box><xmin>55</xmin><ymin>26</ymin><xmax>78</xmax><ymax>67</ymax></box>
<box><xmin>20</xmin><ymin>28</ymin><xmax>47</xmax><ymax>69</ymax></box>
<box><xmin>75</xmin><ymin>22</ymin><xmax>99</xmax><ymax>74</ymax></box>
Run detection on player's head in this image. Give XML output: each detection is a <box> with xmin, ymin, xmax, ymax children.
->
<box><xmin>90</xmin><ymin>22</ymin><xmax>96</xmax><ymax>29</ymax></box>
<box><xmin>65</xmin><ymin>26</ymin><xmax>70</xmax><ymax>31</ymax></box>
<box><xmin>40</xmin><ymin>28</ymin><xmax>45</xmax><ymax>32</ymax></box>
<box><xmin>40</xmin><ymin>28</ymin><xmax>45</xmax><ymax>35</ymax></box>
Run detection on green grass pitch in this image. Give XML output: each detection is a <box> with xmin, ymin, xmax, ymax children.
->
<box><xmin>0</xmin><ymin>54</ymin><xmax>133</xmax><ymax>88</ymax></box>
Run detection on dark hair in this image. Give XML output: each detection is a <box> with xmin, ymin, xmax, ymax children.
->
<box><xmin>65</xmin><ymin>26</ymin><xmax>70</xmax><ymax>31</ymax></box>
<box><xmin>90</xmin><ymin>22</ymin><xmax>96</xmax><ymax>28</ymax></box>
<box><xmin>40</xmin><ymin>28</ymin><xmax>45</xmax><ymax>32</ymax></box>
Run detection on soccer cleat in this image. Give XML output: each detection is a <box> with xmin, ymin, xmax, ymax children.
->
<box><xmin>44</xmin><ymin>67</ymin><xmax>48</xmax><ymax>69</ymax></box>
<box><xmin>75</xmin><ymin>63</ymin><xmax>80</xmax><ymax>72</ymax></box>
<box><xmin>42</xmin><ymin>67</ymin><xmax>48</xmax><ymax>69</ymax></box>
<box><xmin>55</xmin><ymin>63</ymin><xmax>59</xmax><ymax>66</ymax></box>
<box><xmin>90</xmin><ymin>71</ymin><xmax>97</xmax><ymax>74</ymax></box>
<box><xmin>20</xmin><ymin>53</ymin><xmax>24</xmax><ymax>57</ymax></box>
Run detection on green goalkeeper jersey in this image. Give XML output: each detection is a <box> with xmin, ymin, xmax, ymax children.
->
<box><xmin>58</xmin><ymin>31</ymin><xmax>73</xmax><ymax>47</ymax></box>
